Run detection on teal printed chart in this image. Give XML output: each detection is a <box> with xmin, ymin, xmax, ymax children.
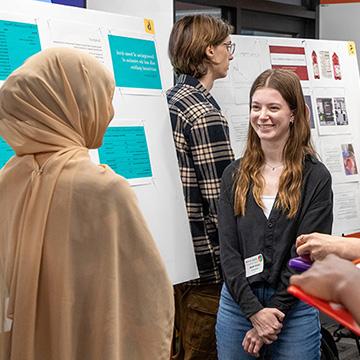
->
<box><xmin>0</xmin><ymin>20</ymin><xmax>41</xmax><ymax>81</ymax></box>
<box><xmin>0</xmin><ymin>137</ymin><xmax>14</xmax><ymax>168</ymax></box>
<box><xmin>98</xmin><ymin>126</ymin><xmax>152</xmax><ymax>179</ymax></box>
<box><xmin>108</xmin><ymin>35</ymin><xmax>162</xmax><ymax>90</ymax></box>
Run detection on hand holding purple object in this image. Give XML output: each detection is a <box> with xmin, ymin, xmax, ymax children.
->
<box><xmin>288</xmin><ymin>256</ymin><xmax>313</xmax><ymax>272</ymax></box>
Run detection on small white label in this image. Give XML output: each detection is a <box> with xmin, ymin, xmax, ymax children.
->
<box><xmin>329</xmin><ymin>302</ymin><xmax>344</xmax><ymax>310</ymax></box>
<box><xmin>245</xmin><ymin>253</ymin><xmax>264</xmax><ymax>278</ymax></box>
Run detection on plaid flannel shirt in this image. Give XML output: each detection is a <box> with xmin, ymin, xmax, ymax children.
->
<box><xmin>167</xmin><ymin>75</ymin><xmax>235</xmax><ymax>285</ymax></box>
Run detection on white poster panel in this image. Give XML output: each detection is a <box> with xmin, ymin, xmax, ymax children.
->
<box><xmin>0</xmin><ymin>0</ymin><xmax>198</xmax><ymax>284</ymax></box>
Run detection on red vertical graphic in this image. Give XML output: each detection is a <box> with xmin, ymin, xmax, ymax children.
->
<box><xmin>312</xmin><ymin>50</ymin><xmax>320</xmax><ymax>79</ymax></box>
<box><xmin>332</xmin><ymin>52</ymin><xmax>342</xmax><ymax>80</ymax></box>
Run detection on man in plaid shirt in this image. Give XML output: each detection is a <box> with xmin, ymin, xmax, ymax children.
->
<box><xmin>167</xmin><ymin>15</ymin><xmax>235</xmax><ymax>359</ymax></box>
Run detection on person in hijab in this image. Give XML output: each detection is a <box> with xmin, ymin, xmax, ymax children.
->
<box><xmin>0</xmin><ymin>47</ymin><xmax>174</xmax><ymax>360</ymax></box>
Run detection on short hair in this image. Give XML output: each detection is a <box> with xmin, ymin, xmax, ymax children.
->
<box><xmin>168</xmin><ymin>15</ymin><xmax>233</xmax><ymax>78</ymax></box>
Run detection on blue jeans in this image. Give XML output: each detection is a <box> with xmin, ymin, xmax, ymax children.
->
<box><xmin>216</xmin><ymin>284</ymin><xmax>321</xmax><ymax>360</ymax></box>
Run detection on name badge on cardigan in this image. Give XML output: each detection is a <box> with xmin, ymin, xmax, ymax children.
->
<box><xmin>245</xmin><ymin>254</ymin><xmax>264</xmax><ymax>277</ymax></box>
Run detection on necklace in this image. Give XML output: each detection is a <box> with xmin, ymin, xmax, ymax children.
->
<box><xmin>265</xmin><ymin>162</ymin><xmax>284</xmax><ymax>171</ymax></box>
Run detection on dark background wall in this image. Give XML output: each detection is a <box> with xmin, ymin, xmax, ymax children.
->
<box><xmin>175</xmin><ymin>0</ymin><xmax>319</xmax><ymax>38</ymax></box>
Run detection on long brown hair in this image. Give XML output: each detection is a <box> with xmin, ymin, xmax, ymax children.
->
<box><xmin>168</xmin><ymin>15</ymin><xmax>233</xmax><ymax>78</ymax></box>
<box><xmin>234</xmin><ymin>69</ymin><xmax>316</xmax><ymax>218</ymax></box>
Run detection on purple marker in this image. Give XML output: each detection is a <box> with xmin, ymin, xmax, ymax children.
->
<box><xmin>288</xmin><ymin>256</ymin><xmax>312</xmax><ymax>272</ymax></box>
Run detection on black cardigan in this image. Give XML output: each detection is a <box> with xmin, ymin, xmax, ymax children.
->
<box><xmin>218</xmin><ymin>156</ymin><xmax>333</xmax><ymax>319</ymax></box>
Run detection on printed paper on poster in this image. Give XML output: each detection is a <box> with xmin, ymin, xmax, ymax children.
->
<box><xmin>319</xmin><ymin>136</ymin><xmax>359</xmax><ymax>184</ymax></box>
<box><xmin>308</xmin><ymin>47</ymin><xmax>343</xmax><ymax>82</ymax></box>
<box><xmin>313</xmin><ymin>88</ymin><xmax>351</xmax><ymax>135</ymax></box>
<box><xmin>0</xmin><ymin>17</ymin><xmax>41</xmax><ymax>81</ymax></box>
<box><xmin>47</xmin><ymin>19</ymin><xmax>107</xmax><ymax>64</ymax></box>
<box><xmin>95</xmin><ymin>119</ymin><xmax>153</xmax><ymax>186</ymax></box>
<box><xmin>223</xmin><ymin>105</ymin><xmax>249</xmax><ymax>158</ymax></box>
<box><xmin>229</xmin><ymin>38</ymin><xmax>269</xmax><ymax>85</ymax></box>
<box><xmin>269</xmin><ymin>45</ymin><xmax>309</xmax><ymax>81</ymax></box>
<box><xmin>332</xmin><ymin>183</ymin><xmax>360</xmax><ymax>235</ymax></box>
<box><xmin>108</xmin><ymin>32</ymin><xmax>162</xmax><ymax>95</ymax></box>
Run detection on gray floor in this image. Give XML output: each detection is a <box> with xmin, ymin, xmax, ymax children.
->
<box><xmin>322</xmin><ymin>316</ymin><xmax>360</xmax><ymax>359</ymax></box>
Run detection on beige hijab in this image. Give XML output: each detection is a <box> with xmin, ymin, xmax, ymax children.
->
<box><xmin>0</xmin><ymin>48</ymin><xmax>174</xmax><ymax>360</ymax></box>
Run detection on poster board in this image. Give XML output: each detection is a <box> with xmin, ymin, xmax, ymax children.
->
<box><xmin>212</xmin><ymin>35</ymin><xmax>360</xmax><ymax>235</ymax></box>
<box><xmin>0</xmin><ymin>0</ymin><xmax>198</xmax><ymax>284</ymax></box>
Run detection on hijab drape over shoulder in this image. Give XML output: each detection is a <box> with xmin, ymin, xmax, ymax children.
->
<box><xmin>0</xmin><ymin>48</ymin><xmax>174</xmax><ymax>360</ymax></box>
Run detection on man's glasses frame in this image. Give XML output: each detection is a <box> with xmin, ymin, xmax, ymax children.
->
<box><xmin>223</xmin><ymin>41</ymin><xmax>236</xmax><ymax>55</ymax></box>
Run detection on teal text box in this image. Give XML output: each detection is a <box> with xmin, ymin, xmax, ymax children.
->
<box><xmin>0</xmin><ymin>20</ymin><xmax>42</xmax><ymax>80</ymax></box>
<box><xmin>98</xmin><ymin>126</ymin><xmax>152</xmax><ymax>179</ymax></box>
<box><xmin>0</xmin><ymin>137</ymin><xmax>15</xmax><ymax>168</ymax></box>
<box><xmin>108</xmin><ymin>35</ymin><xmax>162</xmax><ymax>90</ymax></box>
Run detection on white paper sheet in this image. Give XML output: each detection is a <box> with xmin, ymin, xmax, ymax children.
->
<box><xmin>332</xmin><ymin>183</ymin><xmax>360</xmax><ymax>235</ymax></box>
<box><xmin>47</xmin><ymin>19</ymin><xmax>106</xmax><ymax>63</ymax></box>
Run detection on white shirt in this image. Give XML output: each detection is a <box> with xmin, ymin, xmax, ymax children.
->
<box><xmin>261</xmin><ymin>195</ymin><xmax>276</xmax><ymax>219</ymax></box>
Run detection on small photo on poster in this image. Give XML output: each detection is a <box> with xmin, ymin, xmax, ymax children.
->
<box><xmin>316</xmin><ymin>98</ymin><xmax>335</xmax><ymax>126</ymax></box>
<box><xmin>334</xmin><ymin>97</ymin><xmax>348</xmax><ymax>126</ymax></box>
<box><xmin>341</xmin><ymin>143</ymin><xmax>358</xmax><ymax>176</ymax></box>
<box><xmin>304</xmin><ymin>95</ymin><xmax>315</xmax><ymax>129</ymax></box>
<box><xmin>313</xmin><ymin>88</ymin><xmax>351</xmax><ymax>135</ymax></box>
<box><xmin>319</xmin><ymin>136</ymin><xmax>359</xmax><ymax>183</ymax></box>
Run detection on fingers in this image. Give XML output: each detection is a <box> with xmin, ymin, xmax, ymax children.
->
<box><xmin>257</xmin><ymin>325</ymin><xmax>281</xmax><ymax>339</ymax></box>
<box><xmin>257</xmin><ymin>326</ymin><xmax>276</xmax><ymax>338</ymax></box>
<box><xmin>296</xmin><ymin>242</ymin><xmax>310</xmax><ymax>256</ymax></box>
<box><xmin>242</xmin><ymin>329</ymin><xmax>264</xmax><ymax>357</ymax></box>
<box><xmin>262</xmin><ymin>334</ymin><xmax>277</xmax><ymax>344</ymax></box>
<box><xmin>242</xmin><ymin>330</ymin><xmax>249</xmax><ymax>348</ymax></box>
<box><xmin>296</xmin><ymin>234</ymin><xmax>308</xmax><ymax>248</ymax></box>
<box><xmin>242</xmin><ymin>330</ymin><xmax>254</xmax><ymax>352</ymax></box>
<box><xmin>290</xmin><ymin>274</ymin><xmax>302</xmax><ymax>286</ymax></box>
<box><xmin>297</xmin><ymin>241</ymin><xmax>322</xmax><ymax>261</ymax></box>
<box><xmin>273</xmin><ymin>308</ymin><xmax>285</xmax><ymax>322</ymax></box>
<box><xmin>247</xmin><ymin>338</ymin><xmax>256</xmax><ymax>354</ymax></box>
<box><xmin>253</xmin><ymin>340</ymin><xmax>262</xmax><ymax>356</ymax></box>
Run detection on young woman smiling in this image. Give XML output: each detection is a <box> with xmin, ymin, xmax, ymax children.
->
<box><xmin>216</xmin><ymin>69</ymin><xmax>333</xmax><ymax>360</ymax></box>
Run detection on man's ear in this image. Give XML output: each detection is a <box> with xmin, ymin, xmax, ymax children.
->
<box><xmin>205</xmin><ymin>44</ymin><xmax>215</xmax><ymax>59</ymax></box>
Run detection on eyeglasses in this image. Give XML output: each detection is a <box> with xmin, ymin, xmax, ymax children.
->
<box><xmin>223</xmin><ymin>42</ymin><xmax>236</xmax><ymax>55</ymax></box>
